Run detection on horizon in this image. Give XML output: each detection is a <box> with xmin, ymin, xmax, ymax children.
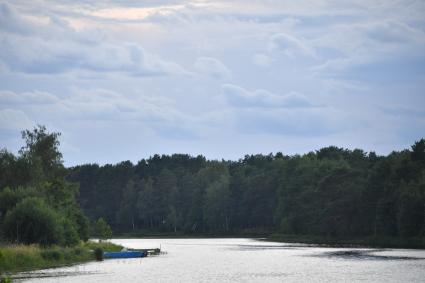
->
<box><xmin>33</xmin><ymin>134</ymin><xmax>425</xmax><ymax>167</ymax></box>
<box><xmin>1</xmin><ymin>1</ymin><xmax>424</xmax><ymax>167</ymax></box>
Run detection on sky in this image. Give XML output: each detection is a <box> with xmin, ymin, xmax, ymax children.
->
<box><xmin>0</xmin><ymin>0</ymin><xmax>424</xmax><ymax>166</ymax></box>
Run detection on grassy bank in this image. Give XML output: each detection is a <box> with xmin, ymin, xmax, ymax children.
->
<box><xmin>0</xmin><ymin>241</ymin><xmax>123</xmax><ymax>275</ymax></box>
<box><xmin>267</xmin><ymin>234</ymin><xmax>425</xmax><ymax>249</ymax></box>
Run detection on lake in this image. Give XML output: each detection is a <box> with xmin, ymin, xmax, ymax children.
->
<box><xmin>17</xmin><ymin>238</ymin><xmax>425</xmax><ymax>282</ymax></box>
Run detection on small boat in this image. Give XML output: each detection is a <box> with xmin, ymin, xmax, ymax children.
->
<box><xmin>103</xmin><ymin>250</ymin><xmax>148</xmax><ymax>259</ymax></box>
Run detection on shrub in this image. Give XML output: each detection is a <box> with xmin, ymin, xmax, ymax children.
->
<box><xmin>62</xmin><ymin>219</ymin><xmax>80</xmax><ymax>246</ymax></box>
<box><xmin>3</xmin><ymin>197</ymin><xmax>64</xmax><ymax>245</ymax></box>
<box><xmin>95</xmin><ymin>218</ymin><xmax>112</xmax><ymax>241</ymax></box>
<box><xmin>40</xmin><ymin>249</ymin><xmax>62</xmax><ymax>261</ymax></box>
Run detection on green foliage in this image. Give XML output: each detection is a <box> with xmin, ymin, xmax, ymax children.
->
<box><xmin>0</xmin><ymin>126</ymin><xmax>89</xmax><ymax>247</ymax></box>
<box><xmin>19</xmin><ymin>125</ymin><xmax>65</xmax><ymax>180</ymax></box>
<box><xmin>0</xmin><ymin>187</ymin><xmax>39</xmax><ymax>216</ymax></box>
<box><xmin>40</xmin><ymin>249</ymin><xmax>62</xmax><ymax>261</ymax></box>
<box><xmin>83</xmin><ymin>241</ymin><xmax>123</xmax><ymax>252</ymax></box>
<box><xmin>72</xmin><ymin>209</ymin><xmax>90</xmax><ymax>242</ymax></box>
<box><xmin>69</xmin><ymin>140</ymin><xmax>425</xmax><ymax>240</ymax></box>
<box><xmin>203</xmin><ymin>167</ymin><xmax>231</xmax><ymax>232</ymax></box>
<box><xmin>95</xmin><ymin>218</ymin><xmax>112</xmax><ymax>240</ymax></box>
<box><xmin>62</xmin><ymin>218</ymin><xmax>80</xmax><ymax>246</ymax></box>
<box><xmin>0</xmin><ymin>245</ymin><xmax>94</xmax><ymax>273</ymax></box>
<box><xmin>3</xmin><ymin>198</ymin><xmax>64</xmax><ymax>246</ymax></box>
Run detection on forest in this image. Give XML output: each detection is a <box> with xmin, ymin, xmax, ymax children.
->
<box><xmin>1</xmin><ymin>126</ymin><xmax>424</xmax><ymax>245</ymax></box>
<box><xmin>68</xmin><ymin>137</ymin><xmax>425</xmax><ymax>239</ymax></box>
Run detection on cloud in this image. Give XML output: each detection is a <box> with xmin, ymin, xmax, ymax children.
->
<box><xmin>0</xmin><ymin>90</ymin><xmax>60</xmax><ymax>105</ymax></box>
<box><xmin>0</xmin><ymin>109</ymin><xmax>32</xmax><ymax>130</ymax></box>
<box><xmin>222</xmin><ymin>84</ymin><xmax>315</xmax><ymax>108</ymax></box>
<box><xmin>268</xmin><ymin>33</ymin><xmax>314</xmax><ymax>57</ymax></box>
<box><xmin>0</xmin><ymin>0</ymin><xmax>424</xmax><ymax>164</ymax></box>
<box><xmin>0</xmin><ymin>3</ymin><xmax>34</xmax><ymax>35</ymax></box>
<box><xmin>233</xmin><ymin>107</ymin><xmax>343</xmax><ymax>136</ymax></box>
<box><xmin>194</xmin><ymin>57</ymin><xmax>231</xmax><ymax>79</ymax></box>
<box><xmin>0</xmin><ymin>88</ymin><xmax>199</xmax><ymax>139</ymax></box>
<box><xmin>379</xmin><ymin>106</ymin><xmax>425</xmax><ymax>119</ymax></box>
<box><xmin>364</xmin><ymin>21</ymin><xmax>425</xmax><ymax>44</ymax></box>
<box><xmin>311</xmin><ymin>19</ymin><xmax>425</xmax><ymax>74</ymax></box>
<box><xmin>0</xmin><ymin>3</ymin><xmax>186</xmax><ymax>76</ymax></box>
<box><xmin>253</xmin><ymin>54</ymin><xmax>272</xmax><ymax>67</ymax></box>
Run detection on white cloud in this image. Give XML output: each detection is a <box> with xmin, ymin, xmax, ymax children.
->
<box><xmin>0</xmin><ymin>108</ymin><xmax>32</xmax><ymax>130</ymax></box>
<box><xmin>310</xmin><ymin>19</ymin><xmax>425</xmax><ymax>73</ymax></box>
<box><xmin>222</xmin><ymin>84</ymin><xmax>315</xmax><ymax>109</ymax></box>
<box><xmin>194</xmin><ymin>57</ymin><xmax>231</xmax><ymax>79</ymax></box>
<box><xmin>0</xmin><ymin>3</ymin><xmax>186</xmax><ymax>76</ymax></box>
<box><xmin>0</xmin><ymin>0</ymin><xmax>424</xmax><ymax>164</ymax></box>
<box><xmin>268</xmin><ymin>33</ymin><xmax>314</xmax><ymax>57</ymax></box>
<box><xmin>0</xmin><ymin>90</ymin><xmax>60</xmax><ymax>105</ymax></box>
<box><xmin>233</xmin><ymin>107</ymin><xmax>345</xmax><ymax>136</ymax></box>
<box><xmin>253</xmin><ymin>54</ymin><xmax>272</xmax><ymax>67</ymax></box>
<box><xmin>0</xmin><ymin>88</ymin><xmax>199</xmax><ymax>139</ymax></box>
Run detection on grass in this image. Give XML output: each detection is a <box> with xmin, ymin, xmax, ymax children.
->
<box><xmin>0</xmin><ymin>241</ymin><xmax>123</xmax><ymax>275</ymax></box>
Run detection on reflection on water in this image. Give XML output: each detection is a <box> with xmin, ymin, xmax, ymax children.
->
<box><xmin>14</xmin><ymin>271</ymin><xmax>102</xmax><ymax>280</ymax></box>
<box><xmin>17</xmin><ymin>238</ymin><xmax>425</xmax><ymax>283</ymax></box>
<box><xmin>320</xmin><ymin>249</ymin><xmax>425</xmax><ymax>261</ymax></box>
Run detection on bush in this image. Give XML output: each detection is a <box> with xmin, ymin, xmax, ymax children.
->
<box><xmin>62</xmin><ymin>219</ymin><xmax>80</xmax><ymax>246</ymax></box>
<box><xmin>73</xmin><ymin>210</ymin><xmax>90</xmax><ymax>242</ymax></box>
<box><xmin>73</xmin><ymin>247</ymin><xmax>83</xmax><ymax>255</ymax></box>
<box><xmin>3</xmin><ymin>197</ymin><xmax>64</xmax><ymax>245</ymax></box>
<box><xmin>40</xmin><ymin>249</ymin><xmax>62</xmax><ymax>261</ymax></box>
<box><xmin>83</xmin><ymin>241</ymin><xmax>122</xmax><ymax>252</ymax></box>
<box><xmin>95</xmin><ymin>218</ymin><xmax>112</xmax><ymax>240</ymax></box>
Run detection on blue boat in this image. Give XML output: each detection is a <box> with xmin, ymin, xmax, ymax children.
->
<box><xmin>103</xmin><ymin>250</ymin><xmax>147</xmax><ymax>259</ymax></box>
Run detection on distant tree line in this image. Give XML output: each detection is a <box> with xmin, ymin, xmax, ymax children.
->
<box><xmin>68</xmin><ymin>139</ymin><xmax>425</xmax><ymax>238</ymax></box>
<box><xmin>0</xmin><ymin>126</ymin><xmax>111</xmax><ymax>246</ymax></box>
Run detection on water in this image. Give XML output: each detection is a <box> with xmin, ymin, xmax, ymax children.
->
<box><xmin>17</xmin><ymin>238</ymin><xmax>425</xmax><ymax>282</ymax></box>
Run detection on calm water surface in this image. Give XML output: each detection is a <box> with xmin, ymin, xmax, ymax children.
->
<box><xmin>18</xmin><ymin>238</ymin><xmax>425</xmax><ymax>282</ymax></box>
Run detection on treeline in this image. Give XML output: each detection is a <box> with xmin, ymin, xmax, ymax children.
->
<box><xmin>0</xmin><ymin>126</ymin><xmax>91</xmax><ymax>246</ymax></box>
<box><xmin>68</xmin><ymin>140</ymin><xmax>425</xmax><ymax>238</ymax></box>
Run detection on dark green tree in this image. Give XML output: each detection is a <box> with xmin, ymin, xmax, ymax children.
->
<box><xmin>3</xmin><ymin>198</ymin><xmax>64</xmax><ymax>245</ymax></box>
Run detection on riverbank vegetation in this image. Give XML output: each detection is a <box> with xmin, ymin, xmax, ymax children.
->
<box><xmin>69</xmin><ymin>138</ymin><xmax>425</xmax><ymax>247</ymax></box>
<box><xmin>0</xmin><ymin>126</ymin><xmax>90</xmax><ymax>246</ymax></box>
<box><xmin>0</xmin><ymin>244</ymin><xmax>92</xmax><ymax>273</ymax></box>
<box><xmin>0</xmin><ymin>126</ymin><xmax>115</xmax><ymax>274</ymax></box>
<box><xmin>0</xmin><ymin>241</ymin><xmax>123</xmax><ymax>274</ymax></box>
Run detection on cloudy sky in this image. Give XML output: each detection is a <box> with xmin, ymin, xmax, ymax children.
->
<box><xmin>0</xmin><ymin>0</ymin><xmax>424</xmax><ymax>166</ymax></box>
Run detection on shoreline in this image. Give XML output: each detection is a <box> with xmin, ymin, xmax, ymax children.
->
<box><xmin>0</xmin><ymin>241</ymin><xmax>123</xmax><ymax>277</ymax></box>
<box><xmin>112</xmin><ymin>232</ymin><xmax>425</xmax><ymax>249</ymax></box>
<box><xmin>2</xmin><ymin>234</ymin><xmax>424</xmax><ymax>278</ymax></box>
<box><xmin>265</xmin><ymin>234</ymin><xmax>425</xmax><ymax>249</ymax></box>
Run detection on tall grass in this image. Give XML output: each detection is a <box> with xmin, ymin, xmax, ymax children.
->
<box><xmin>0</xmin><ymin>245</ymin><xmax>92</xmax><ymax>273</ymax></box>
<box><xmin>0</xmin><ymin>241</ymin><xmax>122</xmax><ymax>274</ymax></box>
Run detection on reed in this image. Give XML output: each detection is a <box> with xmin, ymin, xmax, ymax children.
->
<box><xmin>0</xmin><ymin>241</ymin><xmax>123</xmax><ymax>274</ymax></box>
